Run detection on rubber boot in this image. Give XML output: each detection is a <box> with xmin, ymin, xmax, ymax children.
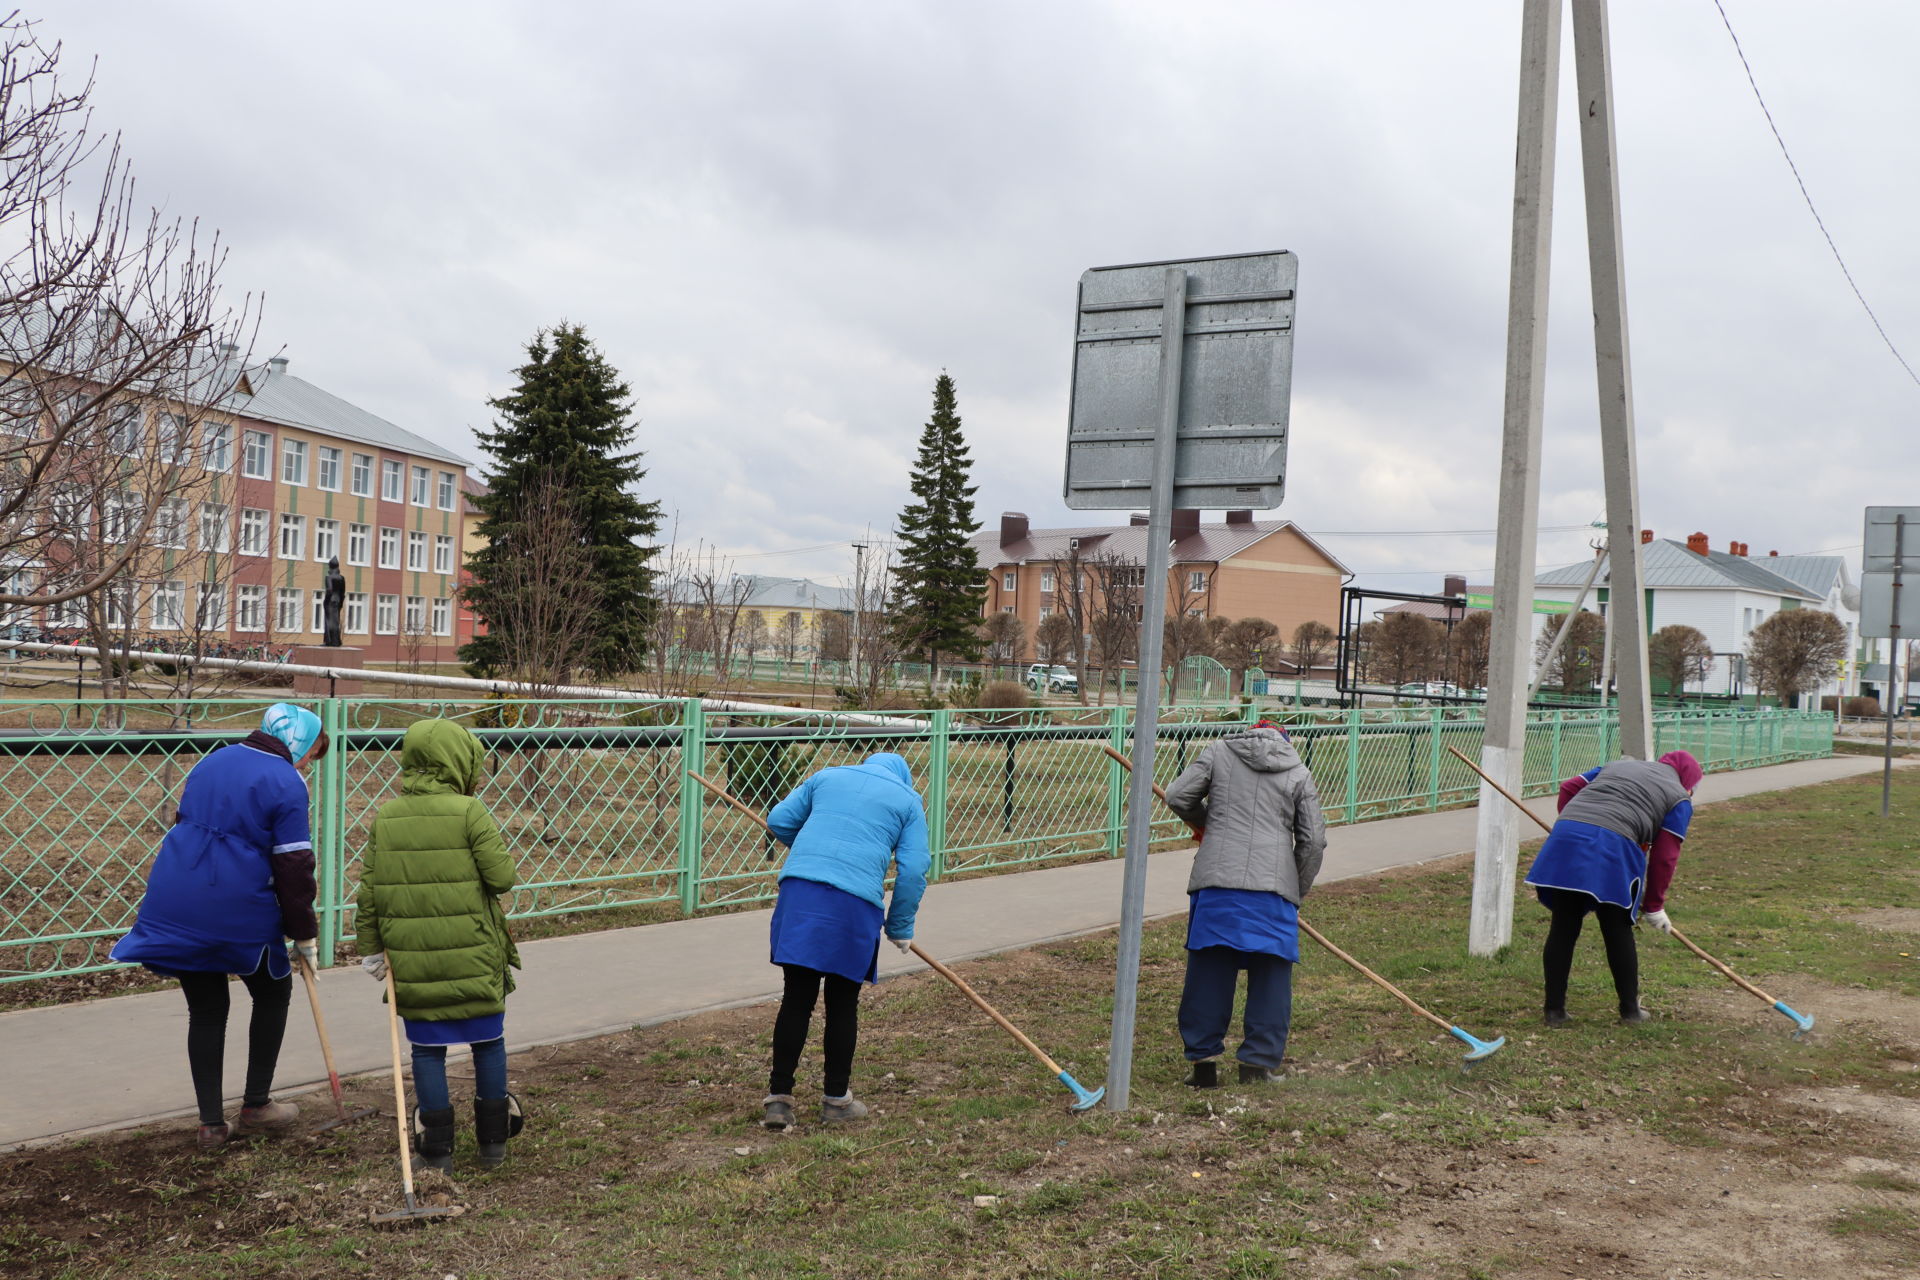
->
<box><xmin>196</xmin><ymin>1123</ymin><xmax>230</xmax><ymax>1151</ymax></box>
<box><xmin>762</xmin><ymin>1095</ymin><xmax>796</xmax><ymax>1131</ymax></box>
<box><xmin>414</xmin><ymin>1106</ymin><xmax>455</xmax><ymax>1173</ymax></box>
<box><xmin>474</xmin><ymin>1094</ymin><xmax>523</xmax><ymax>1170</ymax></box>
<box><xmin>1618</xmin><ymin>1005</ymin><xmax>1651</xmax><ymax>1025</ymax></box>
<box><xmin>1543</xmin><ymin>1008</ymin><xmax>1573</xmax><ymax>1028</ymax></box>
<box><xmin>1238</xmin><ymin>1063</ymin><xmax>1282</xmax><ymax>1085</ymax></box>
<box><xmin>1184</xmin><ymin>1059</ymin><xmax>1220</xmax><ymax>1089</ymax></box>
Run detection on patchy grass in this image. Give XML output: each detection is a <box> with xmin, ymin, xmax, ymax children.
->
<box><xmin>3</xmin><ymin>768</ymin><xmax>1915</xmax><ymax>1279</ymax></box>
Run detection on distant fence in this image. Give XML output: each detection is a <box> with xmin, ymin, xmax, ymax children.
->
<box><xmin>0</xmin><ymin>698</ymin><xmax>1833</xmax><ymax>984</ymax></box>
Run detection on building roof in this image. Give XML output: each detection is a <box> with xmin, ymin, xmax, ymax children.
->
<box><xmin>229</xmin><ymin>361</ymin><xmax>471</xmax><ymax>468</ymax></box>
<box><xmin>1759</xmin><ymin>554</ymin><xmax>1849</xmax><ymax>604</ymax></box>
<box><xmin>972</xmin><ymin>519</ymin><xmax>1351</xmax><ymax>574</ymax></box>
<box><xmin>1377</xmin><ymin>585</ymin><xmax>1492</xmax><ymax>620</ymax></box>
<box><xmin>1536</xmin><ymin>539</ymin><xmax>1821</xmax><ymax>602</ymax></box>
<box><xmin>738</xmin><ymin>575</ymin><xmax>854</xmax><ymax>612</ymax></box>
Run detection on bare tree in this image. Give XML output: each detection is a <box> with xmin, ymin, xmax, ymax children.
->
<box><xmin>1349</xmin><ymin>619</ymin><xmax>1380</xmax><ymax>685</ymax></box>
<box><xmin>0</xmin><ymin>17</ymin><xmax>256</xmax><ymax>655</ymax></box>
<box><xmin>1034</xmin><ymin>611</ymin><xmax>1075</xmax><ymax>666</ymax></box>
<box><xmin>1218</xmin><ymin>617</ymin><xmax>1280</xmax><ymax>695</ymax></box>
<box><xmin>1085</xmin><ymin>549</ymin><xmax>1143</xmax><ymax>705</ymax></box>
<box><xmin>978</xmin><ymin>610</ymin><xmax>1024</xmax><ymax>669</ymax></box>
<box><xmin>1372</xmin><ymin>612</ymin><xmax>1443</xmax><ymax>690</ymax></box>
<box><xmin>740</xmin><ymin>609</ymin><xmax>769</xmax><ymax>674</ymax></box>
<box><xmin>1447</xmin><ymin>610</ymin><xmax>1493</xmax><ymax>690</ymax></box>
<box><xmin>1287</xmin><ymin>619</ymin><xmax>1336</xmax><ymax>677</ymax></box>
<box><xmin>643</xmin><ymin>532</ymin><xmax>752</xmax><ymax>697</ymax></box>
<box><xmin>778</xmin><ymin>610</ymin><xmax>803</xmax><ymax>661</ymax></box>
<box><xmin>1045</xmin><ymin>544</ymin><xmax>1095</xmax><ymax>704</ymax></box>
<box><xmin>1649</xmin><ymin>623</ymin><xmax>1715</xmax><ymax>698</ymax></box>
<box><xmin>459</xmin><ymin>470</ymin><xmax>599</xmax><ymax>696</ymax></box>
<box><xmin>1533</xmin><ymin>610</ymin><xmax>1605</xmax><ymax>695</ymax></box>
<box><xmin>816</xmin><ymin>610</ymin><xmax>851</xmax><ymax>663</ymax></box>
<box><xmin>845</xmin><ymin>546</ymin><xmax>906</xmax><ymax>706</ymax></box>
<box><xmin>1746</xmin><ymin>609</ymin><xmax>1847</xmax><ymax>707</ymax></box>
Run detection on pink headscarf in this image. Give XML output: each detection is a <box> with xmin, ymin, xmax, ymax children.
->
<box><xmin>1659</xmin><ymin>749</ymin><xmax>1703</xmax><ymax>792</ymax></box>
<box><xmin>1254</xmin><ymin>717</ymin><xmax>1291</xmax><ymax>739</ymax></box>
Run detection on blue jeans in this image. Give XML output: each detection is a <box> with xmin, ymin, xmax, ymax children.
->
<box><xmin>411</xmin><ymin>1037</ymin><xmax>508</xmax><ymax>1111</ymax></box>
<box><xmin>1179</xmin><ymin>946</ymin><xmax>1293</xmax><ymax>1069</ymax></box>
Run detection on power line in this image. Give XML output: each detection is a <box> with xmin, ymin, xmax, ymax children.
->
<box><xmin>1711</xmin><ymin>0</ymin><xmax>1920</xmax><ymax>391</ymax></box>
<box><xmin>1312</xmin><ymin>523</ymin><xmax>1594</xmax><ymax>538</ymax></box>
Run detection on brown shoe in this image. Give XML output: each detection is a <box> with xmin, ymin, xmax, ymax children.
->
<box><xmin>196</xmin><ymin>1123</ymin><xmax>230</xmax><ymax>1150</ymax></box>
<box><xmin>233</xmin><ymin>1100</ymin><xmax>299</xmax><ymax>1135</ymax></box>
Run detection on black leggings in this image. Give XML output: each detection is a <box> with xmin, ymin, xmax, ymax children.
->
<box><xmin>178</xmin><ymin>962</ymin><xmax>293</xmax><ymax>1125</ymax></box>
<box><xmin>768</xmin><ymin>964</ymin><xmax>860</xmax><ymax>1098</ymax></box>
<box><xmin>1542</xmin><ymin>897</ymin><xmax>1639</xmax><ymax>1014</ymax></box>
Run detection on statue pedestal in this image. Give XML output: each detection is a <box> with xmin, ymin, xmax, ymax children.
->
<box><xmin>291</xmin><ymin>645</ymin><xmax>365</xmax><ymax>697</ymax></box>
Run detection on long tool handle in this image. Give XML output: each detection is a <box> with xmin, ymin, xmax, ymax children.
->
<box><xmin>1100</xmin><ymin>745</ymin><xmax>1200</xmax><ymax>837</ymax></box>
<box><xmin>1666</xmin><ymin>925</ymin><xmax>1777</xmax><ymax>1005</ymax></box>
<box><xmin>689</xmin><ymin>770</ymin><xmax>778</xmax><ymax>829</ymax></box>
<box><xmin>909</xmin><ymin>942</ymin><xmax>1065</xmax><ymax>1076</ymax></box>
<box><xmin>385</xmin><ymin>967</ymin><xmax>416</xmax><ymax>1202</ymax></box>
<box><xmin>1445</xmin><ymin>745</ymin><xmax>1552</xmax><ymax>834</ymax></box>
<box><xmin>296</xmin><ymin>953</ymin><xmax>348</xmax><ymax>1117</ymax></box>
<box><xmin>1102</xmin><ymin>743</ymin><xmax>1454</xmax><ymax>1034</ymax></box>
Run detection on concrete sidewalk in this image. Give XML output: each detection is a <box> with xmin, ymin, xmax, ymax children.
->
<box><xmin>0</xmin><ymin>753</ymin><xmax>1886</xmax><ymax>1149</ymax></box>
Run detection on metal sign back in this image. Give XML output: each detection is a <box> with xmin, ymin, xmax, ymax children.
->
<box><xmin>1861</xmin><ymin>573</ymin><xmax>1920</xmax><ymax>638</ymax></box>
<box><xmin>1861</xmin><ymin>506</ymin><xmax>1920</xmax><ymax>638</ymax></box>
<box><xmin>1863</xmin><ymin>506</ymin><xmax>1920</xmax><ymax>574</ymax></box>
<box><xmin>1064</xmin><ymin>251</ymin><xmax>1296</xmax><ymax>511</ymax></box>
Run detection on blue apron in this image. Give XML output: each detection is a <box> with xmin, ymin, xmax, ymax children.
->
<box><xmin>1186</xmin><ymin>888</ymin><xmax>1300</xmax><ymax>963</ymax></box>
<box><xmin>1525</xmin><ymin>819</ymin><xmax>1648</xmax><ymax>917</ymax></box>
<box><xmin>769</xmin><ymin>876</ymin><xmax>882</xmax><ymax>985</ymax></box>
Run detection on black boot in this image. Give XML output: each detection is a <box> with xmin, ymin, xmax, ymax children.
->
<box><xmin>1544</xmin><ymin>1008</ymin><xmax>1573</xmax><ymax>1028</ymax></box>
<box><xmin>1184</xmin><ymin>1060</ymin><xmax>1220</xmax><ymax>1089</ymax></box>
<box><xmin>414</xmin><ymin>1106</ymin><xmax>455</xmax><ymax>1173</ymax></box>
<box><xmin>1238</xmin><ymin>1063</ymin><xmax>1282</xmax><ymax>1085</ymax></box>
<box><xmin>474</xmin><ymin>1093</ymin><xmax>523</xmax><ymax>1170</ymax></box>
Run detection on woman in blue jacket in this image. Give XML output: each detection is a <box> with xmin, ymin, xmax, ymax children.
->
<box><xmin>759</xmin><ymin>752</ymin><xmax>929</xmax><ymax>1130</ymax></box>
<box><xmin>111</xmin><ymin>703</ymin><xmax>328</xmax><ymax>1148</ymax></box>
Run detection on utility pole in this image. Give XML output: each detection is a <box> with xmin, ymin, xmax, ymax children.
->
<box><xmin>851</xmin><ymin>540</ymin><xmax>869</xmax><ymax>688</ymax></box>
<box><xmin>1471</xmin><ymin>0</ymin><xmax>1560</xmax><ymax>958</ymax></box>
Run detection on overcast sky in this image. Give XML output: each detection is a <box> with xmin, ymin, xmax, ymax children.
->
<box><xmin>47</xmin><ymin>1</ymin><xmax>1920</xmax><ymax>596</ymax></box>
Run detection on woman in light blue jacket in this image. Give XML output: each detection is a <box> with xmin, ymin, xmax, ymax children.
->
<box><xmin>759</xmin><ymin>752</ymin><xmax>929</xmax><ymax>1130</ymax></box>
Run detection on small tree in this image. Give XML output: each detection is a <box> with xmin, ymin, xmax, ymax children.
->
<box><xmin>1287</xmin><ymin>619</ymin><xmax>1336</xmax><ymax>676</ymax></box>
<box><xmin>1534</xmin><ymin>610</ymin><xmax>1605</xmax><ymax>694</ymax></box>
<box><xmin>1087</xmin><ymin>550</ymin><xmax>1144</xmax><ymax>704</ymax></box>
<box><xmin>1218</xmin><ymin>617</ymin><xmax>1280</xmax><ymax>694</ymax></box>
<box><xmin>1746</xmin><ymin>609</ymin><xmax>1847</xmax><ymax>706</ymax></box>
<box><xmin>1372</xmin><ymin>612</ymin><xmax>1444</xmax><ymax>689</ymax></box>
<box><xmin>817</xmin><ymin>611</ymin><xmax>852</xmax><ymax>662</ymax></box>
<box><xmin>740</xmin><ymin>610</ymin><xmax>769</xmax><ymax>672</ymax></box>
<box><xmin>1649</xmin><ymin>623</ymin><xmax>1715</xmax><ymax>697</ymax></box>
<box><xmin>463</xmin><ymin>469</ymin><xmax>600</xmax><ymax>695</ymax></box>
<box><xmin>1046</xmin><ymin>543</ymin><xmax>1096</xmax><ymax>704</ymax></box>
<box><xmin>889</xmin><ymin>373</ymin><xmax>985</xmax><ymax>674</ymax></box>
<box><xmin>1448</xmin><ymin>611</ymin><xmax>1493</xmax><ymax>690</ymax></box>
<box><xmin>1034</xmin><ymin>611</ymin><xmax>1076</xmax><ymax>667</ymax></box>
<box><xmin>979</xmin><ymin>610</ymin><xmax>1024</xmax><ymax>668</ymax></box>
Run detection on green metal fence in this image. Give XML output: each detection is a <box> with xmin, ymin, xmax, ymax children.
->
<box><xmin>0</xmin><ymin>697</ymin><xmax>1834</xmax><ymax>984</ymax></box>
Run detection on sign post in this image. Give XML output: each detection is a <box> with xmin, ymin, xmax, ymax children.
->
<box><xmin>1064</xmin><ymin>251</ymin><xmax>1296</xmax><ymax>1109</ymax></box>
<box><xmin>1862</xmin><ymin>506</ymin><xmax>1920</xmax><ymax>817</ymax></box>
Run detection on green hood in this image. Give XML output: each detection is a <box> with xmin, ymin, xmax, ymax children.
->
<box><xmin>399</xmin><ymin>718</ymin><xmax>486</xmax><ymax>796</ymax></box>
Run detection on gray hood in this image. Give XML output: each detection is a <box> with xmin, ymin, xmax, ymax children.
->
<box><xmin>1220</xmin><ymin>727</ymin><xmax>1301</xmax><ymax>773</ymax></box>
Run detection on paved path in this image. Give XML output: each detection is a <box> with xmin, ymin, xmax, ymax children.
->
<box><xmin>0</xmin><ymin>753</ymin><xmax>1888</xmax><ymax>1149</ymax></box>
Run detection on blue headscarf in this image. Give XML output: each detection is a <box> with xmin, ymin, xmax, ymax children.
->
<box><xmin>261</xmin><ymin>702</ymin><xmax>323</xmax><ymax>763</ymax></box>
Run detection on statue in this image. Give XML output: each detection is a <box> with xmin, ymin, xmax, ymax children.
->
<box><xmin>322</xmin><ymin>556</ymin><xmax>346</xmax><ymax>646</ymax></box>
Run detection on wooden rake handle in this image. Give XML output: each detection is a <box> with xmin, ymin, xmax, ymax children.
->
<box><xmin>1100</xmin><ymin>745</ymin><xmax>1198</xmax><ymax>835</ymax></box>
<box><xmin>685</xmin><ymin>770</ymin><xmax>1071</xmax><ymax>1078</ymax></box>
<box><xmin>1100</xmin><ymin>743</ymin><xmax>1453</xmax><ymax>1032</ymax></box>
<box><xmin>295</xmin><ymin>953</ymin><xmax>348</xmax><ymax>1116</ymax></box>
<box><xmin>1445</xmin><ymin>745</ymin><xmax>1551</xmax><ymax>834</ymax></box>
<box><xmin>384</xmin><ymin>966</ymin><xmax>417</xmax><ymax>1202</ymax></box>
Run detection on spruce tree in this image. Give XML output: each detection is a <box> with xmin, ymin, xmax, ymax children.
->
<box><xmin>890</xmin><ymin>372</ymin><xmax>986</xmax><ymax>674</ymax></box>
<box><xmin>461</xmin><ymin>323</ymin><xmax>662</xmax><ymax>680</ymax></box>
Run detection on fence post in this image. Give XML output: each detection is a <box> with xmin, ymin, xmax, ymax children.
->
<box><xmin>928</xmin><ymin>708</ymin><xmax>950</xmax><ymax>880</ymax></box>
<box><xmin>315</xmin><ymin>696</ymin><xmax>348</xmax><ymax>967</ymax></box>
<box><xmin>1428</xmin><ymin>706</ymin><xmax>1443</xmax><ymax>810</ymax></box>
<box><xmin>676</xmin><ymin>699</ymin><xmax>706</xmax><ymax>916</ymax></box>
<box><xmin>1550</xmin><ymin>710</ymin><xmax>1563</xmax><ymax>785</ymax></box>
<box><xmin>1345</xmin><ymin>704</ymin><xmax>1362</xmax><ymax>822</ymax></box>
<box><xmin>1107</xmin><ymin>705</ymin><xmax>1128</xmax><ymax>856</ymax></box>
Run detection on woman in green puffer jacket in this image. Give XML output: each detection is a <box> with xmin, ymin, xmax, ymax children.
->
<box><xmin>356</xmin><ymin>718</ymin><xmax>523</xmax><ymax>1171</ymax></box>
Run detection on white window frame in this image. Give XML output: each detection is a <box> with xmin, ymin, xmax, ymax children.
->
<box><xmin>242</xmin><ymin>430</ymin><xmax>273</xmax><ymax>479</ymax></box>
<box><xmin>235</xmin><ymin>585</ymin><xmax>267</xmax><ymax>632</ymax></box>
<box><xmin>204</xmin><ymin>422</ymin><xmax>233</xmax><ymax>472</ymax></box>
<box><xmin>103</xmin><ymin>492</ymin><xmax>141</xmax><ymax>544</ymax></box>
<box><xmin>107</xmin><ymin>403</ymin><xmax>142</xmax><ymax>456</ymax></box>
<box><xmin>281</xmin><ymin>438</ymin><xmax>308</xmax><ymax>487</ymax></box>
<box><xmin>381</xmin><ymin>459</ymin><xmax>404</xmax><ymax>502</ymax></box>
<box><xmin>433</xmin><ymin>534</ymin><xmax>454</xmax><ymax>576</ymax></box>
<box><xmin>238</xmin><ymin>508</ymin><xmax>269</xmax><ymax>557</ymax></box>
<box><xmin>375</xmin><ymin>593</ymin><xmax>399</xmax><ymax>635</ymax></box>
<box><xmin>313</xmin><ymin>517</ymin><xmax>339</xmax><ymax>564</ymax></box>
<box><xmin>378</xmin><ymin>527</ymin><xmax>401</xmax><ymax>569</ymax></box>
<box><xmin>350</xmin><ymin>452</ymin><xmax>374</xmax><ymax>497</ymax></box>
<box><xmin>311</xmin><ymin>589</ymin><xmax>327</xmax><ymax>634</ymax></box>
<box><xmin>154</xmin><ymin>497</ymin><xmax>189</xmax><ymax>550</ymax></box>
<box><xmin>316</xmin><ymin>445</ymin><xmax>342</xmax><ymax>492</ymax></box>
<box><xmin>1039</xmin><ymin>569</ymin><xmax>1055</xmax><ymax>592</ymax></box>
<box><xmin>151</xmin><ymin>581</ymin><xmax>185</xmax><ymax>631</ymax></box>
<box><xmin>1188</xmin><ymin>571</ymin><xmax>1207</xmax><ymax>593</ymax></box>
<box><xmin>431</xmin><ymin>597</ymin><xmax>451</xmax><ymax>636</ymax></box>
<box><xmin>347</xmin><ymin>522</ymin><xmax>370</xmax><ymax>567</ymax></box>
<box><xmin>344</xmin><ymin>591</ymin><xmax>368</xmax><ymax>636</ymax></box>
<box><xmin>404</xmin><ymin>594</ymin><xmax>426</xmax><ymax>634</ymax></box>
<box><xmin>156</xmin><ymin>413</ymin><xmax>189</xmax><ymax>465</ymax></box>
<box><xmin>406</xmin><ymin>530</ymin><xmax>427</xmax><ymax>572</ymax></box>
<box><xmin>437</xmin><ymin>471</ymin><xmax>456</xmax><ymax>510</ymax></box>
<box><xmin>410</xmin><ymin>465</ymin><xmax>430</xmax><ymax>506</ymax></box>
<box><xmin>275</xmin><ymin>587</ymin><xmax>304</xmax><ymax>633</ymax></box>
<box><xmin>195</xmin><ymin>583</ymin><xmax>228</xmax><ymax>632</ymax></box>
<box><xmin>278</xmin><ymin>512</ymin><xmax>306</xmax><ymax>561</ymax></box>
<box><xmin>104</xmin><ymin>582</ymin><xmax>133</xmax><ymax>628</ymax></box>
<box><xmin>199</xmin><ymin>502</ymin><xmax>231</xmax><ymax>554</ymax></box>
<box><xmin>1002</xmin><ymin>572</ymin><xmax>1016</xmax><ymax>591</ymax></box>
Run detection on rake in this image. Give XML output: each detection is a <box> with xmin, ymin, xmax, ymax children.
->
<box><xmin>371</xmin><ymin>967</ymin><xmax>459</xmax><ymax>1225</ymax></box>
<box><xmin>1444</xmin><ymin>743</ymin><xmax>1815</xmax><ymax>1039</ymax></box>
<box><xmin>294</xmin><ymin>953</ymin><xmax>379</xmax><ymax>1133</ymax></box>
<box><xmin>685</xmin><ymin>770</ymin><xmax>1105</xmax><ymax>1110</ymax></box>
<box><xmin>1100</xmin><ymin>744</ymin><xmax>1505</xmax><ymax>1068</ymax></box>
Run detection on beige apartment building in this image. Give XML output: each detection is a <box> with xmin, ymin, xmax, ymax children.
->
<box><xmin>969</xmin><ymin>510</ymin><xmax>1349</xmax><ymax>661</ymax></box>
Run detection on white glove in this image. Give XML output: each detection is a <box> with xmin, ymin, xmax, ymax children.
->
<box><xmin>361</xmin><ymin>953</ymin><xmax>388</xmax><ymax>981</ymax></box>
<box><xmin>890</xmin><ymin>936</ymin><xmax>913</xmax><ymax>955</ymax></box>
<box><xmin>289</xmin><ymin>938</ymin><xmax>319</xmax><ymax>969</ymax></box>
<box><xmin>1641</xmin><ymin>909</ymin><xmax>1672</xmax><ymax>935</ymax></box>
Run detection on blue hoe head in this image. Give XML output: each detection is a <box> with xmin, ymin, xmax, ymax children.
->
<box><xmin>1773</xmin><ymin>1000</ymin><xmax>1815</xmax><ymax>1040</ymax></box>
<box><xmin>1058</xmin><ymin>1071</ymin><xmax>1106</xmax><ymax>1112</ymax></box>
<box><xmin>1449</xmin><ymin>1026</ymin><xmax>1506</xmax><ymax>1063</ymax></box>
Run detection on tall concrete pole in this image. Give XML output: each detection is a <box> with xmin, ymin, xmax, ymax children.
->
<box><xmin>1470</xmin><ymin>0</ymin><xmax>1561</xmax><ymax>957</ymax></box>
<box><xmin>1572</xmin><ymin>0</ymin><xmax>1653</xmax><ymax>758</ymax></box>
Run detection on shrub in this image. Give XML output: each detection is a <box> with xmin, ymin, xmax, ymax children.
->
<box><xmin>968</xmin><ymin>679</ymin><xmax>1032</xmax><ymax>727</ymax></box>
<box><xmin>1845</xmin><ymin>696</ymin><xmax>1882</xmax><ymax>719</ymax></box>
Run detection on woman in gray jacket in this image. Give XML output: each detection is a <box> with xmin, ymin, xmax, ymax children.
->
<box><xmin>1163</xmin><ymin>720</ymin><xmax>1327</xmax><ymax>1087</ymax></box>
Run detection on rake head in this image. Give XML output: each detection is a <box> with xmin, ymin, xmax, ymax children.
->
<box><xmin>370</xmin><ymin>1192</ymin><xmax>460</xmax><ymax>1226</ymax></box>
<box><xmin>1058</xmin><ymin>1070</ymin><xmax>1106</xmax><ymax>1112</ymax></box>
<box><xmin>1772</xmin><ymin>999</ymin><xmax>1815</xmax><ymax>1040</ymax></box>
<box><xmin>1448</xmin><ymin>1026</ymin><xmax>1506</xmax><ymax>1066</ymax></box>
<box><xmin>313</xmin><ymin>1106</ymin><xmax>380</xmax><ymax>1134</ymax></box>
